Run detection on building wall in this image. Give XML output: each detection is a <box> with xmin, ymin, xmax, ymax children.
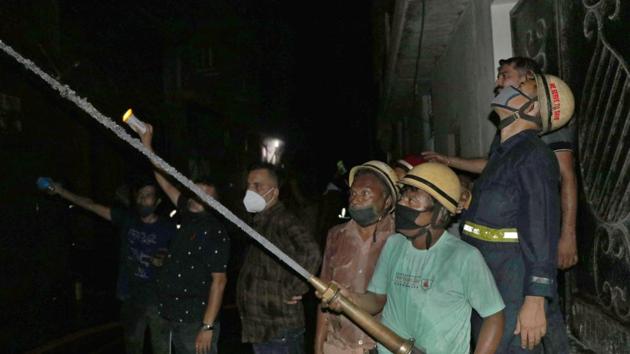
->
<box><xmin>431</xmin><ymin>0</ymin><xmax>496</xmax><ymax>157</ymax></box>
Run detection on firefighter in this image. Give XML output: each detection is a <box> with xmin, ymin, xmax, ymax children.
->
<box><xmin>324</xmin><ymin>162</ymin><xmax>505</xmax><ymax>354</ymax></box>
<box><xmin>461</xmin><ymin>74</ymin><xmax>574</xmax><ymax>353</ymax></box>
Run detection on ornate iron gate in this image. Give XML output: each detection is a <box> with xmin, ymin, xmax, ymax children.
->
<box><xmin>511</xmin><ymin>0</ymin><xmax>630</xmax><ymax>352</ymax></box>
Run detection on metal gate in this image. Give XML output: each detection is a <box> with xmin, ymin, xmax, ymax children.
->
<box><xmin>511</xmin><ymin>0</ymin><xmax>630</xmax><ymax>352</ymax></box>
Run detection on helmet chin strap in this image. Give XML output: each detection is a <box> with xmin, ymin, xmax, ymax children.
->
<box><xmin>497</xmin><ymin>99</ymin><xmax>540</xmax><ymax>130</ymax></box>
<box><xmin>372</xmin><ymin>214</ymin><xmax>384</xmax><ymax>243</ymax></box>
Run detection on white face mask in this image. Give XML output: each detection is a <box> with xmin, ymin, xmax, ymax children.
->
<box><xmin>243</xmin><ymin>188</ymin><xmax>273</xmax><ymax>213</ymax></box>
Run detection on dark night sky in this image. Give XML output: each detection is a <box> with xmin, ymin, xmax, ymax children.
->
<box><xmin>56</xmin><ymin>0</ymin><xmax>379</xmax><ymax>178</ymax></box>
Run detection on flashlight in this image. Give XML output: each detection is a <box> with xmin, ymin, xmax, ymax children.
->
<box><xmin>122</xmin><ymin>108</ymin><xmax>147</xmax><ymax>134</ymax></box>
<box><xmin>36</xmin><ymin>177</ymin><xmax>55</xmax><ymax>192</ymax></box>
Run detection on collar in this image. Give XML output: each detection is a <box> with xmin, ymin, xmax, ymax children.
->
<box><xmin>252</xmin><ymin>201</ymin><xmax>284</xmax><ymax>223</ymax></box>
<box><xmin>492</xmin><ymin>129</ymin><xmax>538</xmax><ymax>157</ymax></box>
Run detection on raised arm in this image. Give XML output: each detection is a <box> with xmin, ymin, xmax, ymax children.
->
<box><xmin>52</xmin><ymin>183</ymin><xmax>111</xmax><ymax>221</ymax></box>
<box><xmin>139</xmin><ymin>124</ymin><xmax>180</xmax><ymax>206</ymax></box>
<box><xmin>421</xmin><ymin>151</ymin><xmax>487</xmax><ymax>174</ymax></box>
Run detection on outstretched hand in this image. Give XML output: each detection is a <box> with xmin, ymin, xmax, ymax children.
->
<box><xmin>48</xmin><ymin>181</ymin><xmax>63</xmax><ymax>195</ymax></box>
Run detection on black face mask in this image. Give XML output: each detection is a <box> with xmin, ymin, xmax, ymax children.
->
<box><xmin>348</xmin><ymin>205</ymin><xmax>381</xmax><ymax>227</ymax></box>
<box><xmin>395</xmin><ymin>204</ymin><xmax>432</xmax><ymax>231</ymax></box>
<box><xmin>137</xmin><ymin>205</ymin><xmax>157</xmax><ymax>218</ymax></box>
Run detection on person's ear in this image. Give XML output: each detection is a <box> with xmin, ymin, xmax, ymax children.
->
<box><xmin>525</xmin><ymin>70</ymin><xmax>535</xmax><ymax>81</ymax></box>
<box><xmin>437</xmin><ymin>207</ymin><xmax>451</xmax><ymax>227</ymax></box>
<box><xmin>457</xmin><ymin>190</ymin><xmax>472</xmax><ymax>213</ymax></box>
<box><xmin>384</xmin><ymin>195</ymin><xmax>393</xmax><ymax>212</ymax></box>
<box><xmin>271</xmin><ymin>186</ymin><xmax>280</xmax><ymax>200</ymax></box>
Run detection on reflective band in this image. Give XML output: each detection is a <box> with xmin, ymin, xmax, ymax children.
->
<box><xmin>463</xmin><ymin>222</ymin><xmax>519</xmax><ymax>243</ymax></box>
<box><xmin>531</xmin><ymin>276</ymin><xmax>553</xmax><ymax>285</ymax></box>
<box><xmin>503</xmin><ymin>232</ymin><xmax>518</xmax><ymax>239</ymax></box>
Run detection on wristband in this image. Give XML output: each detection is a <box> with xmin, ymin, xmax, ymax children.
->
<box><xmin>200</xmin><ymin>323</ymin><xmax>214</xmax><ymax>331</ymax></box>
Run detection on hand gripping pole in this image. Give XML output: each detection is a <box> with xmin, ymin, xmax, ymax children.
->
<box><xmin>309</xmin><ymin>277</ymin><xmax>425</xmax><ymax>354</ymax></box>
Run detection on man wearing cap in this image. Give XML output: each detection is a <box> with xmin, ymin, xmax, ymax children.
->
<box><xmin>422</xmin><ymin>57</ymin><xmax>578</xmax><ymax>271</ymax></box>
<box><xmin>324</xmin><ymin>162</ymin><xmax>505</xmax><ymax>354</ymax></box>
<box><xmin>315</xmin><ymin>161</ymin><xmax>399</xmax><ymax>354</ymax></box>
<box><xmin>460</xmin><ymin>74</ymin><xmax>573</xmax><ymax>352</ymax></box>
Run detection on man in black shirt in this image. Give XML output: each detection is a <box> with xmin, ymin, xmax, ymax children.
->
<box><xmin>141</xmin><ymin>124</ymin><xmax>230</xmax><ymax>354</ymax></box>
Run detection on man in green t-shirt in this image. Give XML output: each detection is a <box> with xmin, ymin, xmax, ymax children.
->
<box><xmin>326</xmin><ymin>163</ymin><xmax>505</xmax><ymax>354</ymax></box>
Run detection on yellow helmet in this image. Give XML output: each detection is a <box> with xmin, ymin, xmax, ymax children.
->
<box><xmin>349</xmin><ymin>160</ymin><xmax>400</xmax><ymax>212</ymax></box>
<box><xmin>535</xmin><ymin>74</ymin><xmax>575</xmax><ymax>133</ymax></box>
<box><xmin>398</xmin><ymin>162</ymin><xmax>461</xmax><ymax>213</ymax></box>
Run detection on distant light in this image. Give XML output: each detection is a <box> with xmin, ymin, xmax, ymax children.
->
<box><xmin>176</xmin><ymin>224</ymin><xmax>181</xmax><ymax>229</ymax></box>
<box><xmin>261</xmin><ymin>137</ymin><xmax>285</xmax><ymax>165</ymax></box>
<box><xmin>169</xmin><ymin>209</ymin><xmax>177</xmax><ymax>218</ymax></box>
<box><xmin>68</xmin><ymin>204</ymin><xmax>74</xmax><ymax>209</ymax></box>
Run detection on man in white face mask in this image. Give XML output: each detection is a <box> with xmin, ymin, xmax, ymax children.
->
<box><xmin>237</xmin><ymin>162</ymin><xmax>322</xmax><ymax>354</ymax></box>
<box><xmin>242</xmin><ymin>165</ymin><xmax>280</xmax><ymax>213</ymax></box>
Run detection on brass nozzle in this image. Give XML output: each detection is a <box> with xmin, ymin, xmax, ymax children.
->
<box><xmin>308</xmin><ymin>276</ymin><xmax>424</xmax><ymax>354</ymax></box>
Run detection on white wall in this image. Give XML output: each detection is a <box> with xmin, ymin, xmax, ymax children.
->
<box><xmin>431</xmin><ymin>0</ymin><xmax>497</xmax><ymax>157</ymax></box>
<box><xmin>491</xmin><ymin>1</ymin><xmax>517</xmax><ymax>66</ymax></box>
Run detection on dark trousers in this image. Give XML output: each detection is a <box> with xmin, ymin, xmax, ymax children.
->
<box><xmin>252</xmin><ymin>327</ymin><xmax>305</xmax><ymax>354</ymax></box>
<box><xmin>170</xmin><ymin>321</ymin><xmax>220</xmax><ymax>354</ymax></box>
<box><xmin>469</xmin><ymin>242</ymin><xmax>570</xmax><ymax>354</ymax></box>
<box><xmin>120</xmin><ymin>302</ymin><xmax>170</xmax><ymax>354</ymax></box>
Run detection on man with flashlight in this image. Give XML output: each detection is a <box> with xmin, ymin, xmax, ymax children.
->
<box><xmin>140</xmin><ymin>124</ymin><xmax>230</xmax><ymax>354</ymax></box>
<box><xmin>324</xmin><ymin>163</ymin><xmax>505</xmax><ymax>354</ymax></box>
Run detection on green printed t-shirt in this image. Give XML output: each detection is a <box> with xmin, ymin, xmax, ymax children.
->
<box><xmin>367</xmin><ymin>232</ymin><xmax>505</xmax><ymax>354</ymax></box>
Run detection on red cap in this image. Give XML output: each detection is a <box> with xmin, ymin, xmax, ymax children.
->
<box><xmin>402</xmin><ymin>154</ymin><xmax>427</xmax><ymax>167</ymax></box>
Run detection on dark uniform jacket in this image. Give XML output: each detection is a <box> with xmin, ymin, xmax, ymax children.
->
<box><xmin>462</xmin><ymin>129</ymin><xmax>560</xmax><ymax>298</ymax></box>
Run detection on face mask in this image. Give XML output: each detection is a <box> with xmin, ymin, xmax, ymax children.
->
<box><xmin>137</xmin><ymin>205</ymin><xmax>157</xmax><ymax>218</ymax></box>
<box><xmin>395</xmin><ymin>204</ymin><xmax>432</xmax><ymax>231</ymax></box>
<box><xmin>348</xmin><ymin>205</ymin><xmax>381</xmax><ymax>227</ymax></box>
<box><xmin>491</xmin><ymin>85</ymin><xmax>539</xmax><ymax>129</ymax></box>
<box><xmin>491</xmin><ymin>85</ymin><xmax>524</xmax><ymax>107</ymax></box>
<box><xmin>243</xmin><ymin>188</ymin><xmax>273</xmax><ymax>213</ymax></box>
